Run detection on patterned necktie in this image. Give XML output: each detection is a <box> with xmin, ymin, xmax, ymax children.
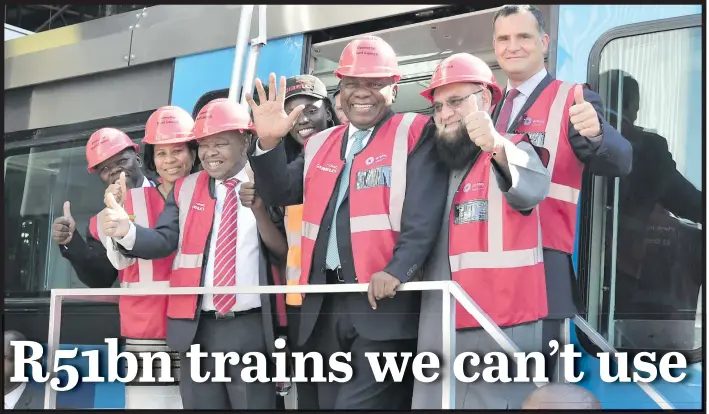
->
<box><xmin>495</xmin><ymin>88</ymin><xmax>520</xmax><ymax>133</ymax></box>
<box><xmin>325</xmin><ymin>129</ymin><xmax>370</xmax><ymax>270</ymax></box>
<box><xmin>213</xmin><ymin>178</ymin><xmax>239</xmax><ymax>314</ymax></box>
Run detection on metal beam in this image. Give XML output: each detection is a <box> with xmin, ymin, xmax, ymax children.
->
<box><xmin>35</xmin><ymin>5</ymin><xmax>70</xmax><ymax>32</ymax></box>
<box><xmin>35</xmin><ymin>5</ymin><xmax>95</xmax><ymax>20</ymax></box>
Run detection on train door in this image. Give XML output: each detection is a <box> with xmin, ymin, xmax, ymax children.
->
<box><xmin>563</xmin><ymin>5</ymin><xmax>702</xmax><ymax>409</ymax></box>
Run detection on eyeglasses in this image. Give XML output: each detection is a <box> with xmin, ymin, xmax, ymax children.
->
<box><xmin>431</xmin><ymin>89</ymin><xmax>484</xmax><ymax>113</ymax></box>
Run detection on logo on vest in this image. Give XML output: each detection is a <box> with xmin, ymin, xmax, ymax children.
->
<box><xmin>356</xmin><ymin>166</ymin><xmax>392</xmax><ymax>190</ymax></box>
<box><xmin>365</xmin><ymin>154</ymin><xmax>388</xmax><ymax>166</ymax></box>
<box><xmin>454</xmin><ymin>200</ymin><xmax>488</xmax><ymax>225</ymax></box>
<box><xmin>192</xmin><ymin>202</ymin><xmax>206</xmax><ymax>211</ymax></box>
<box><xmin>463</xmin><ymin>182</ymin><xmax>485</xmax><ymax>193</ymax></box>
<box><xmin>316</xmin><ymin>163</ymin><xmax>339</xmax><ymax>174</ymax></box>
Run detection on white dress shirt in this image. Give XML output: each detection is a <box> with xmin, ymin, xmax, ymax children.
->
<box><xmin>116</xmin><ymin>167</ymin><xmax>261</xmax><ymax>313</ymax></box>
<box><xmin>503</xmin><ymin>67</ymin><xmax>548</xmax><ymax>131</ymax></box>
<box><xmin>4</xmin><ymin>382</ymin><xmax>26</xmax><ymax>409</ymax></box>
<box><xmin>253</xmin><ymin>124</ymin><xmax>373</xmax><ymax>157</ymax></box>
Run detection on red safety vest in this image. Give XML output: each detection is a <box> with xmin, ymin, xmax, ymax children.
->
<box><xmin>449</xmin><ymin>135</ymin><xmax>548</xmax><ymax>329</ymax></box>
<box><xmin>169</xmin><ymin>170</ymin><xmax>287</xmax><ymax>325</ymax></box>
<box><xmin>511</xmin><ymin>81</ymin><xmax>582</xmax><ymax>254</ymax></box>
<box><xmin>299</xmin><ymin>113</ymin><xmax>429</xmax><ymax>292</ymax></box>
<box><xmin>90</xmin><ymin>187</ymin><xmax>172</xmax><ymax>339</ymax></box>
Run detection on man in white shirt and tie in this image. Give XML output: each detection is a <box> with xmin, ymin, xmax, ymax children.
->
<box><xmin>5</xmin><ymin>331</ymin><xmax>44</xmax><ymax>410</ymax></box>
<box><xmin>102</xmin><ymin>99</ymin><xmax>287</xmax><ymax>409</ymax></box>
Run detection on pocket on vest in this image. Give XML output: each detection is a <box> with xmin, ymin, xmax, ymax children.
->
<box><xmin>166</xmin><ymin>268</ymin><xmax>200</xmax><ymax>320</ymax></box>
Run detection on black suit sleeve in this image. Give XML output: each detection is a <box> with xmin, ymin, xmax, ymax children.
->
<box><xmin>652</xmin><ymin>139</ymin><xmax>703</xmax><ymax>225</ymax></box>
<box><xmin>247</xmin><ymin>139</ymin><xmax>304</xmax><ymax>207</ymax></box>
<box><xmin>116</xmin><ymin>188</ymin><xmax>180</xmax><ymax>259</ymax></box>
<box><xmin>59</xmin><ymin>227</ymin><xmax>118</xmax><ymax>288</ymax></box>
<box><xmin>568</xmin><ymin>88</ymin><xmax>633</xmax><ymax>177</ymax></box>
<box><xmin>384</xmin><ymin>131</ymin><xmax>449</xmax><ymax>283</ymax></box>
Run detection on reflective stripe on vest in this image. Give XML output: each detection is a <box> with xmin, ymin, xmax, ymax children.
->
<box><xmin>174</xmin><ymin>172</ymin><xmax>205</xmax><ymax>271</ymax></box>
<box><xmin>299</xmin><ymin>112</ymin><xmax>428</xmax><ymax>289</ymax></box>
<box><xmin>449</xmin><ymin>134</ymin><xmax>548</xmax><ymax>329</ymax></box>
<box><xmin>90</xmin><ymin>187</ymin><xmax>172</xmax><ymax>339</ymax></box>
<box><xmin>512</xmin><ymin>80</ymin><xmax>583</xmax><ymax>254</ymax></box>
<box><xmin>540</xmin><ymin>82</ymin><xmax>579</xmax><ymax>204</ymax></box>
<box><xmin>284</xmin><ymin>205</ymin><xmax>303</xmax><ymax>306</ymax></box>
<box><xmin>169</xmin><ymin>171</ymin><xmax>215</xmax><ymax>320</ymax></box>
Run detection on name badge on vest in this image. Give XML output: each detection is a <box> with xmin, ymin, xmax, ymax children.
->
<box><xmin>515</xmin><ymin>131</ymin><xmax>546</xmax><ymax>147</ymax></box>
<box><xmin>454</xmin><ymin>200</ymin><xmax>488</xmax><ymax>225</ymax></box>
<box><xmin>356</xmin><ymin>166</ymin><xmax>392</xmax><ymax>190</ymax></box>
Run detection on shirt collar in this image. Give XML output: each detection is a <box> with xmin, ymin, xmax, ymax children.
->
<box><xmin>5</xmin><ymin>382</ymin><xmax>26</xmax><ymax>409</ymax></box>
<box><xmin>507</xmin><ymin>67</ymin><xmax>548</xmax><ymax>98</ymax></box>
<box><xmin>214</xmin><ymin>165</ymin><xmax>250</xmax><ymax>187</ymax></box>
<box><xmin>347</xmin><ymin>123</ymin><xmax>373</xmax><ymax>139</ymax></box>
<box><xmin>141</xmin><ymin>176</ymin><xmax>152</xmax><ymax>188</ymax></box>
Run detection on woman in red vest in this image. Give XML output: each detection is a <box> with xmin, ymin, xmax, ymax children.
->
<box><xmin>96</xmin><ymin>106</ymin><xmax>198</xmax><ymax>409</ymax></box>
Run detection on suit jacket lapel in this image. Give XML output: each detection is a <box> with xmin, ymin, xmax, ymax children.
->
<box><xmin>507</xmin><ymin>73</ymin><xmax>554</xmax><ymax>133</ymax></box>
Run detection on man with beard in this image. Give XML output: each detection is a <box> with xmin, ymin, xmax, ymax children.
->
<box><xmin>412</xmin><ymin>53</ymin><xmax>551</xmax><ymax>410</ymax></box>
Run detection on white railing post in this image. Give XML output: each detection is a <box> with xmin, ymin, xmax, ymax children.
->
<box><xmin>239</xmin><ymin>5</ymin><xmax>267</xmax><ymax>109</ymax></box>
<box><xmin>228</xmin><ymin>5</ymin><xmax>255</xmax><ymax>102</ymax></box>
<box><xmin>440</xmin><ymin>284</ymin><xmax>456</xmax><ymax>409</ymax></box>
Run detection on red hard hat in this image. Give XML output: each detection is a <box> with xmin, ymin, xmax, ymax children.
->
<box><xmin>334</xmin><ymin>35</ymin><xmax>401</xmax><ymax>82</ymax></box>
<box><xmin>86</xmin><ymin>128</ymin><xmax>139</xmax><ymax>173</ymax></box>
<box><xmin>420</xmin><ymin>53</ymin><xmax>503</xmax><ymax>106</ymax></box>
<box><xmin>143</xmin><ymin>106</ymin><xmax>195</xmax><ymax>145</ymax></box>
<box><xmin>192</xmin><ymin>98</ymin><xmax>255</xmax><ymax>140</ymax></box>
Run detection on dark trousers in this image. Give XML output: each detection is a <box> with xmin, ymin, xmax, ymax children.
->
<box><xmin>286</xmin><ymin>305</ymin><xmax>320</xmax><ymax>409</ymax></box>
<box><xmin>178</xmin><ymin>310</ymin><xmax>276</xmax><ymax>409</ymax></box>
<box><xmin>303</xmin><ymin>294</ymin><xmax>416</xmax><ymax>409</ymax></box>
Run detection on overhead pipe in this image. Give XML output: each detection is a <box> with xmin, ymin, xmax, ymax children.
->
<box><xmin>240</xmin><ymin>5</ymin><xmax>268</xmax><ymax>109</ymax></box>
<box><xmin>228</xmin><ymin>5</ymin><xmax>255</xmax><ymax>102</ymax></box>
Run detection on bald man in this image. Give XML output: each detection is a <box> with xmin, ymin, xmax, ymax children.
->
<box><xmin>521</xmin><ymin>384</ymin><xmax>601</xmax><ymax>410</ymax></box>
<box><xmin>4</xmin><ymin>331</ymin><xmax>44</xmax><ymax>409</ymax></box>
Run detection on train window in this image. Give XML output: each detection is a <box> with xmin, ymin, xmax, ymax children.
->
<box><xmin>595</xmin><ymin>24</ymin><xmax>702</xmax><ymax>353</ymax></box>
<box><xmin>4</xmin><ymin>134</ymin><xmax>145</xmax><ymax>295</ymax></box>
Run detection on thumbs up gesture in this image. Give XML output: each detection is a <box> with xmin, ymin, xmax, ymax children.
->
<box><xmin>101</xmin><ymin>192</ymin><xmax>131</xmax><ymax>238</ymax></box>
<box><xmin>238</xmin><ymin>163</ymin><xmax>262</xmax><ymax>210</ymax></box>
<box><xmin>52</xmin><ymin>201</ymin><xmax>77</xmax><ymax>245</ymax></box>
<box><xmin>245</xmin><ymin>73</ymin><xmax>305</xmax><ymax>150</ymax></box>
<box><xmin>569</xmin><ymin>84</ymin><xmax>601</xmax><ymax>137</ymax></box>
<box><xmin>104</xmin><ymin>172</ymin><xmax>128</xmax><ymax>207</ymax></box>
<box><xmin>464</xmin><ymin>94</ymin><xmax>503</xmax><ymax>153</ymax></box>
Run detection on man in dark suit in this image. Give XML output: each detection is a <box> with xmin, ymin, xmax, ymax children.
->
<box><xmin>245</xmin><ymin>36</ymin><xmax>448</xmax><ymax>409</ymax></box>
<box><xmin>491</xmin><ymin>5</ymin><xmax>633</xmax><ymax>378</ymax></box>
<box><xmin>102</xmin><ymin>99</ymin><xmax>285</xmax><ymax>409</ymax></box>
<box><xmin>4</xmin><ymin>331</ymin><xmax>45</xmax><ymax>410</ymax></box>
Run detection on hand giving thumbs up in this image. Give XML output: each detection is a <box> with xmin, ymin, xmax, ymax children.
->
<box><xmin>569</xmin><ymin>84</ymin><xmax>601</xmax><ymax>137</ymax></box>
<box><xmin>464</xmin><ymin>93</ymin><xmax>503</xmax><ymax>153</ymax></box>
<box><xmin>52</xmin><ymin>201</ymin><xmax>76</xmax><ymax>245</ymax></box>
<box><xmin>239</xmin><ymin>163</ymin><xmax>262</xmax><ymax>210</ymax></box>
<box><xmin>102</xmin><ymin>192</ymin><xmax>131</xmax><ymax>238</ymax></box>
<box><xmin>104</xmin><ymin>172</ymin><xmax>128</xmax><ymax>208</ymax></box>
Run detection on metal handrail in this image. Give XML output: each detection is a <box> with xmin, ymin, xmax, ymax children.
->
<box><xmin>43</xmin><ymin>281</ymin><xmax>523</xmax><ymax>409</ymax></box>
<box><xmin>41</xmin><ymin>282</ymin><xmax>674</xmax><ymax>410</ymax></box>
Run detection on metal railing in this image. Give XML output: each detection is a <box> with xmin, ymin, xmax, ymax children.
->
<box><xmin>42</xmin><ymin>282</ymin><xmax>674</xmax><ymax>409</ymax></box>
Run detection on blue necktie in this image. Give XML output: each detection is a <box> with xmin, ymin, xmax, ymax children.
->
<box><xmin>325</xmin><ymin>129</ymin><xmax>370</xmax><ymax>269</ymax></box>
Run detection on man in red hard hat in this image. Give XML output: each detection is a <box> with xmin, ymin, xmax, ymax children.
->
<box><xmin>245</xmin><ymin>35</ymin><xmax>448</xmax><ymax>409</ymax></box>
<box><xmin>412</xmin><ymin>52</ymin><xmax>551</xmax><ymax>409</ymax></box>
<box><xmin>102</xmin><ymin>98</ymin><xmax>285</xmax><ymax>410</ymax></box>
<box><xmin>52</xmin><ymin>127</ymin><xmax>150</xmax><ymax>289</ymax></box>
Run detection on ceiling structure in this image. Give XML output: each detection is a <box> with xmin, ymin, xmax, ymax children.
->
<box><xmin>4</xmin><ymin>5</ymin><xmax>153</xmax><ymax>33</ymax></box>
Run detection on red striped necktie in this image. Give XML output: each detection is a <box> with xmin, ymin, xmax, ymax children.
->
<box><xmin>495</xmin><ymin>88</ymin><xmax>520</xmax><ymax>134</ymax></box>
<box><xmin>213</xmin><ymin>178</ymin><xmax>239</xmax><ymax>314</ymax></box>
